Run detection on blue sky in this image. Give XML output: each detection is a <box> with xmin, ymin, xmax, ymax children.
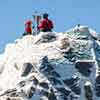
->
<box><xmin>0</xmin><ymin>0</ymin><xmax>100</xmax><ymax>53</ymax></box>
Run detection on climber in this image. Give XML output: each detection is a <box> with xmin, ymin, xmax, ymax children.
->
<box><xmin>23</xmin><ymin>20</ymin><xmax>33</xmax><ymax>36</ymax></box>
<box><xmin>38</xmin><ymin>13</ymin><xmax>53</xmax><ymax>32</ymax></box>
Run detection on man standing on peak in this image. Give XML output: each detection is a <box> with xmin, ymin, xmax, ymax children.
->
<box><xmin>38</xmin><ymin>13</ymin><xmax>54</xmax><ymax>32</ymax></box>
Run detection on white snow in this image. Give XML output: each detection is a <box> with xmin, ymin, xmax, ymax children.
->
<box><xmin>0</xmin><ymin>28</ymin><xmax>99</xmax><ymax>100</ymax></box>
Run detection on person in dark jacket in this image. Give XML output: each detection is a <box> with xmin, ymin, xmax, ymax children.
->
<box><xmin>38</xmin><ymin>13</ymin><xmax>53</xmax><ymax>32</ymax></box>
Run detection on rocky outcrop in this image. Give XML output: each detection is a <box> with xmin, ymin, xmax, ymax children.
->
<box><xmin>0</xmin><ymin>27</ymin><xmax>99</xmax><ymax>100</ymax></box>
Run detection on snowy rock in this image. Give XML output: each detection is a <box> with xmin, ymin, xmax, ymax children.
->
<box><xmin>84</xmin><ymin>81</ymin><xmax>93</xmax><ymax>100</ymax></box>
<box><xmin>0</xmin><ymin>30</ymin><xmax>99</xmax><ymax>100</ymax></box>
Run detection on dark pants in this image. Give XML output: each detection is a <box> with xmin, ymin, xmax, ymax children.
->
<box><xmin>23</xmin><ymin>32</ymin><xmax>32</xmax><ymax>36</ymax></box>
<box><xmin>40</xmin><ymin>29</ymin><xmax>52</xmax><ymax>32</ymax></box>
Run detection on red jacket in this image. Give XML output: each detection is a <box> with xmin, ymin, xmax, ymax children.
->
<box><xmin>25</xmin><ymin>25</ymin><xmax>32</xmax><ymax>33</ymax></box>
<box><xmin>25</xmin><ymin>20</ymin><xmax>32</xmax><ymax>33</ymax></box>
<box><xmin>38</xmin><ymin>18</ymin><xmax>53</xmax><ymax>31</ymax></box>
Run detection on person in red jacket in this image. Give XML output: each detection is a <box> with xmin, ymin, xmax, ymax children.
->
<box><xmin>38</xmin><ymin>13</ymin><xmax>53</xmax><ymax>32</ymax></box>
<box><xmin>23</xmin><ymin>20</ymin><xmax>33</xmax><ymax>36</ymax></box>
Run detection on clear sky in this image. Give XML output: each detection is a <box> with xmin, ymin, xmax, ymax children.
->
<box><xmin>0</xmin><ymin>0</ymin><xmax>100</xmax><ymax>53</ymax></box>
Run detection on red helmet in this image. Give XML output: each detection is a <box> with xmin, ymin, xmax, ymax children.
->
<box><xmin>25</xmin><ymin>20</ymin><xmax>32</xmax><ymax>25</ymax></box>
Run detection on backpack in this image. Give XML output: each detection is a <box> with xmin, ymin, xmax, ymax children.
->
<box><xmin>45</xmin><ymin>19</ymin><xmax>53</xmax><ymax>31</ymax></box>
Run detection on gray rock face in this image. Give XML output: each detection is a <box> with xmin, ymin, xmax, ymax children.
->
<box><xmin>84</xmin><ymin>81</ymin><xmax>93</xmax><ymax>100</ymax></box>
<box><xmin>21</xmin><ymin>63</ymin><xmax>33</xmax><ymax>77</ymax></box>
<box><xmin>75</xmin><ymin>61</ymin><xmax>94</xmax><ymax>77</ymax></box>
<box><xmin>95</xmin><ymin>75</ymin><xmax>100</xmax><ymax>97</ymax></box>
<box><xmin>63</xmin><ymin>75</ymin><xmax>81</xmax><ymax>95</ymax></box>
<box><xmin>0</xmin><ymin>30</ymin><xmax>100</xmax><ymax>100</ymax></box>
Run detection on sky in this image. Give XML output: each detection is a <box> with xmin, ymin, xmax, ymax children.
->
<box><xmin>0</xmin><ymin>0</ymin><xmax>100</xmax><ymax>53</ymax></box>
